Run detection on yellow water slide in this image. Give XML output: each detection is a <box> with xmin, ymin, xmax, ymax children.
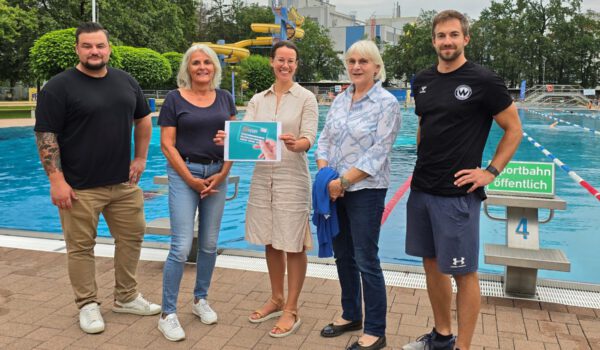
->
<box><xmin>198</xmin><ymin>8</ymin><xmax>305</xmax><ymax>63</ymax></box>
<box><xmin>250</xmin><ymin>23</ymin><xmax>305</xmax><ymax>39</ymax></box>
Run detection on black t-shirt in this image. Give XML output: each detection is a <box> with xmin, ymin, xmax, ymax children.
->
<box><xmin>411</xmin><ymin>61</ymin><xmax>513</xmax><ymax>198</ymax></box>
<box><xmin>34</xmin><ymin>67</ymin><xmax>150</xmax><ymax>190</ymax></box>
<box><xmin>157</xmin><ymin>89</ymin><xmax>237</xmax><ymax>160</ymax></box>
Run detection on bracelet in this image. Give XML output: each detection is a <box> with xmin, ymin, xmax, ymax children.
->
<box><xmin>339</xmin><ymin>176</ymin><xmax>351</xmax><ymax>190</ymax></box>
<box><xmin>485</xmin><ymin>165</ymin><xmax>500</xmax><ymax>177</ymax></box>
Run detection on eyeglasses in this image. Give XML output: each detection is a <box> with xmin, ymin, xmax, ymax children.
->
<box><xmin>346</xmin><ymin>58</ymin><xmax>371</xmax><ymax>66</ymax></box>
<box><xmin>274</xmin><ymin>57</ymin><xmax>297</xmax><ymax>66</ymax></box>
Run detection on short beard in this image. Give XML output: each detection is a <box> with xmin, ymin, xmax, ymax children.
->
<box><xmin>81</xmin><ymin>61</ymin><xmax>107</xmax><ymax>71</ymax></box>
<box><xmin>437</xmin><ymin>49</ymin><xmax>462</xmax><ymax>62</ymax></box>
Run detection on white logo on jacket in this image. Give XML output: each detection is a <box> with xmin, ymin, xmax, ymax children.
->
<box><xmin>419</xmin><ymin>86</ymin><xmax>427</xmax><ymax>94</ymax></box>
<box><xmin>454</xmin><ymin>85</ymin><xmax>472</xmax><ymax>100</ymax></box>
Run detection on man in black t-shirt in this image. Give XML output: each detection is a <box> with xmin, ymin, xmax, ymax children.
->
<box><xmin>34</xmin><ymin>22</ymin><xmax>160</xmax><ymax>335</ymax></box>
<box><xmin>403</xmin><ymin>10</ymin><xmax>522</xmax><ymax>350</ymax></box>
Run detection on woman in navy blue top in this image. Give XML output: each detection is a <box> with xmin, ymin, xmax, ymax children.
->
<box><xmin>157</xmin><ymin>44</ymin><xmax>237</xmax><ymax>342</ymax></box>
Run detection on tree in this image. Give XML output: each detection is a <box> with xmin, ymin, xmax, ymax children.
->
<box><xmin>113</xmin><ymin>46</ymin><xmax>171</xmax><ymax>89</ymax></box>
<box><xmin>240</xmin><ymin>54</ymin><xmax>273</xmax><ymax>96</ymax></box>
<box><xmin>162</xmin><ymin>52</ymin><xmax>184</xmax><ymax>89</ymax></box>
<box><xmin>469</xmin><ymin>1</ymin><xmax>523</xmax><ymax>87</ymax></box>
<box><xmin>382</xmin><ymin>10</ymin><xmax>437</xmax><ymax>84</ymax></box>
<box><xmin>30</xmin><ymin>28</ymin><xmax>79</xmax><ymax>81</ymax></box>
<box><xmin>231</xmin><ymin>2</ymin><xmax>274</xmax><ymax>45</ymax></box>
<box><xmin>199</xmin><ymin>0</ymin><xmax>274</xmax><ymax>45</ymax></box>
<box><xmin>469</xmin><ymin>0</ymin><xmax>599</xmax><ymax>87</ymax></box>
<box><xmin>99</xmin><ymin>0</ymin><xmax>195</xmax><ymax>53</ymax></box>
<box><xmin>13</xmin><ymin>0</ymin><xmax>197</xmax><ymax>53</ymax></box>
<box><xmin>295</xmin><ymin>19</ymin><xmax>343</xmax><ymax>82</ymax></box>
<box><xmin>0</xmin><ymin>0</ymin><xmax>38</xmax><ymax>86</ymax></box>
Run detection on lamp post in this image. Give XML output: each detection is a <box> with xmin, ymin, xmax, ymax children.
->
<box><xmin>92</xmin><ymin>0</ymin><xmax>97</xmax><ymax>22</ymax></box>
<box><xmin>542</xmin><ymin>56</ymin><xmax>546</xmax><ymax>85</ymax></box>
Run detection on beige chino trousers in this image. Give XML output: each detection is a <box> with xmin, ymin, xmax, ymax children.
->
<box><xmin>59</xmin><ymin>183</ymin><xmax>145</xmax><ymax>309</ymax></box>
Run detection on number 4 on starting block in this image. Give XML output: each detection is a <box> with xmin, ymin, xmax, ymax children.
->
<box><xmin>515</xmin><ymin>217</ymin><xmax>529</xmax><ymax>239</ymax></box>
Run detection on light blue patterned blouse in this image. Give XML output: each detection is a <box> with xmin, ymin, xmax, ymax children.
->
<box><xmin>316</xmin><ymin>81</ymin><xmax>402</xmax><ymax>191</ymax></box>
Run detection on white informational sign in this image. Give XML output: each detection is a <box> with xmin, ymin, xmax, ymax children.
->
<box><xmin>334</xmin><ymin>85</ymin><xmax>341</xmax><ymax>93</ymax></box>
<box><xmin>583</xmin><ymin>89</ymin><xmax>596</xmax><ymax>96</ymax></box>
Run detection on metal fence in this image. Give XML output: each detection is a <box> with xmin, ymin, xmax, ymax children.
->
<box><xmin>142</xmin><ymin>90</ymin><xmax>171</xmax><ymax>100</ymax></box>
<box><xmin>0</xmin><ymin>86</ymin><xmax>30</xmax><ymax>101</ymax></box>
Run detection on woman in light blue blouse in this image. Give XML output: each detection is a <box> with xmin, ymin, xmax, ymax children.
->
<box><xmin>316</xmin><ymin>40</ymin><xmax>401</xmax><ymax>350</ymax></box>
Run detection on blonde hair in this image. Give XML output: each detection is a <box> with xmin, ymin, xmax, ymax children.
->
<box><xmin>345</xmin><ymin>40</ymin><xmax>386</xmax><ymax>82</ymax></box>
<box><xmin>177</xmin><ymin>44</ymin><xmax>222</xmax><ymax>89</ymax></box>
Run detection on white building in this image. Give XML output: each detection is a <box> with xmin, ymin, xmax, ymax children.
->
<box><xmin>282</xmin><ymin>0</ymin><xmax>415</xmax><ymax>54</ymax></box>
<box><xmin>283</xmin><ymin>0</ymin><xmax>362</xmax><ymax>28</ymax></box>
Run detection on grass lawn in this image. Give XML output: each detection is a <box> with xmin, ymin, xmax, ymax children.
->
<box><xmin>0</xmin><ymin>110</ymin><xmax>32</xmax><ymax>119</ymax></box>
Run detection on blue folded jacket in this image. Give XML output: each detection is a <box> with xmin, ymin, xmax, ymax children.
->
<box><xmin>312</xmin><ymin>167</ymin><xmax>340</xmax><ymax>258</ymax></box>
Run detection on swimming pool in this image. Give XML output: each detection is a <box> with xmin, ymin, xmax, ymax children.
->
<box><xmin>1</xmin><ymin>107</ymin><xmax>599</xmax><ymax>283</ymax></box>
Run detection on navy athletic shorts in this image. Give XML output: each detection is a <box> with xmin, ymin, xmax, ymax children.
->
<box><xmin>405</xmin><ymin>190</ymin><xmax>482</xmax><ymax>275</ymax></box>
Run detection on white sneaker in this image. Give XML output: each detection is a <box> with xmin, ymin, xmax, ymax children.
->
<box><xmin>158</xmin><ymin>313</ymin><xmax>185</xmax><ymax>341</ymax></box>
<box><xmin>79</xmin><ymin>302</ymin><xmax>105</xmax><ymax>334</ymax></box>
<box><xmin>112</xmin><ymin>293</ymin><xmax>161</xmax><ymax>316</ymax></box>
<box><xmin>192</xmin><ymin>298</ymin><xmax>218</xmax><ymax>324</ymax></box>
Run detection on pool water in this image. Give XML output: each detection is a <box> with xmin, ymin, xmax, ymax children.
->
<box><xmin>1</xmin><ymin>107</ymin><xmax>599</xmax><ymax>284</ymax></box>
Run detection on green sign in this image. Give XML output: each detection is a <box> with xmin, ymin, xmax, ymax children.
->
<box><xmin>487</xmin><ymin>161</ymin><xmax>555</xmax><ymax>198</ymax></box>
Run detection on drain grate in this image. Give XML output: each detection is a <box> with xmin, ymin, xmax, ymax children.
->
<box><xmin>216</xmin><ymin>254</ymin><xmax>600</xmax><ymax>309</ymax></box>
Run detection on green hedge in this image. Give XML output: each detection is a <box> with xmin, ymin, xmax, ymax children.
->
<box><xmin>162</xmin><ymin>51</ymin><xmax>183</xmax><ymax>89</ymax></box>
<box><xmin>113</xmin><ymin>46</ymin><xmax>171</xmax><ymax>89</ymax></box>
<box><xmin>240</xmin><ymin>55</ymin><xmax>273</xmax><ymax>96</ymax></box>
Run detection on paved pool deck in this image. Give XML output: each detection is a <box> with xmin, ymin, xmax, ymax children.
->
<box><xmin>0</xmin><ymin>118</ymin><xmax>35</xmax><ymax>128</ymax></box>
<box><xmin>0</xmin><ymin>245</ymin><xmax>599</xmax><ymax>350</ymax></box>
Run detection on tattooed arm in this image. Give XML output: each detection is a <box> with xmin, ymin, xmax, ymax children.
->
<box><xmin>35</xmin><ymin>132</ymin><xmax>77</xmax><ymax>209</ymax></box>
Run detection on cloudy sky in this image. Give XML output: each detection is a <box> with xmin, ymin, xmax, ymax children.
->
<box><xmin>257</xmin><ymin>0</ymin><xmax>600</xmax><ymax>21</ymax></box>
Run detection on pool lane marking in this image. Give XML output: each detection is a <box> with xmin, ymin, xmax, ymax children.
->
<box><xmin>381</xmin><ymin>175</ymin><xmax>412</xmax><ymax>225</ymax></box>
<box><xmin>551</xmin><ymin>108</ymin><xmax>600</xmax><ymax>120</ymax></box>
<box><xmin>528</xmin><ymin>110</ymin><xmax>600</xmax><ymax>136</ymax></box>
<box><xmin>523</xmin><ymin>131</ymin><xmax>600</xmax><ymax>202</ymax></box>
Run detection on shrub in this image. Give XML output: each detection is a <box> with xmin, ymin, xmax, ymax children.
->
<box><xmin>161</xmin><ymin>51</ymin><xmax>183</xmax><ymax>89</ymax></box>
<box><xmin>240</xmin><ymin>55</ymin><xmax>274</xmax><ymax>96</ymax></box>
<box><xmin>113</xmin><ymin>46</ymin><xmax>171</xmax><ymax>89</ymax></box>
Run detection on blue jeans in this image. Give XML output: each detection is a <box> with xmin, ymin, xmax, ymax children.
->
<box><xmin>161</xmin><ymin>162</ymin><xmax>227</xmax><ymax>314</ymax></box>
<box><xmin>333</xmin><ymin>189</ymin><xmax>387</xmax><ymax>337</ymax></box>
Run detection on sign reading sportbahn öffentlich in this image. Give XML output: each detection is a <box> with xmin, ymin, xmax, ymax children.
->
<box><xmin>486</xmin><ymin>161</ymin><xmax>555</xmax><ymax>198</ymax></box>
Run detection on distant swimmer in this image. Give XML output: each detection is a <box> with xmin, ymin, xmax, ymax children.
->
<box><xmin>550</xmin><ymin>121</ymin><xmax>559</xmax><ymax>128</ymax></box>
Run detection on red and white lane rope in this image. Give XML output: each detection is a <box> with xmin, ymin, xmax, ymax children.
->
<box><xmin>523</xmin><ymin>131</ymin><xmax>600</xmax><ymax>202</ymax></box>
<box><xmin>381</xmin><ymin>175</ymin><xmax>412</xmax><ymax>225</ymax></box>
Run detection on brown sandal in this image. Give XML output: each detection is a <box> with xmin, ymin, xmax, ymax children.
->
<box><xmin>248</xmin><ymin>298</ymin><xmax>283</xmax><ymax>323</ymax></box>
<box><xmin>269</xmin><ymin>309</ymin><xmax>302</xmax><ymax>338</ymax></box>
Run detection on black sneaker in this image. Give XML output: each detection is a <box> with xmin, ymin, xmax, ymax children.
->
<box><xmin>402</xmin><ymin>328</ymin><xmax>455</xmax><ymax>350</ymax></box>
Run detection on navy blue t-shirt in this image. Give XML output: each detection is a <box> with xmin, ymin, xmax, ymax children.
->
<box><xmin>158</xmin><ymin>89</ymin><xmax>237</xmax><ymax>160</ymax></box>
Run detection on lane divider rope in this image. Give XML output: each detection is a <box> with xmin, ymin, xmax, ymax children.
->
<box><xmin>523</xmin><ymin>131</ymin><xmax>600</xmax><ymax>201</ymax></box>
<box><xmin>381</xmin><ymin>175</ymin><xmax>412</xmax><ymax>225</ymax></box>
<box><xmin>550</xmin><ymin>108</ymin><xmax>600</xmax><ymax>120</ymax></box>
<box><xmin>527</xmin><ymin>109</ymin><xmax>600</xmax><ymax>136</ymax></box>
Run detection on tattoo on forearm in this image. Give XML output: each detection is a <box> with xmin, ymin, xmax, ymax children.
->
<box><xmin>35</xmin><ymin>132</ymin><xmax>62</xmax><ymax>175</ymax></box>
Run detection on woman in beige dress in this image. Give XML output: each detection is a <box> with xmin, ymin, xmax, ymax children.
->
<box><xmin>216</xmin><ymin>40</ymin><xmax>318</xmax><ymax>337</ymax></box>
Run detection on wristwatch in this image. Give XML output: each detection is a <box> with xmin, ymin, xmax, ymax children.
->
<box><xmin>339</xmin><ymin>176</ymin><xmax>351</xmax><ymax>190</ymax></box>
<box><xmin>485</xmin><ymin>165</ymin><xmax>500</xmax><ymax>177</ymax></box>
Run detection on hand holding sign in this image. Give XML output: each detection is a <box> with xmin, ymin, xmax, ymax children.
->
<box><xmin>254</xmin><ymin>139</ymin><xmax>277</xmax><ymax>160</ymax></box>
